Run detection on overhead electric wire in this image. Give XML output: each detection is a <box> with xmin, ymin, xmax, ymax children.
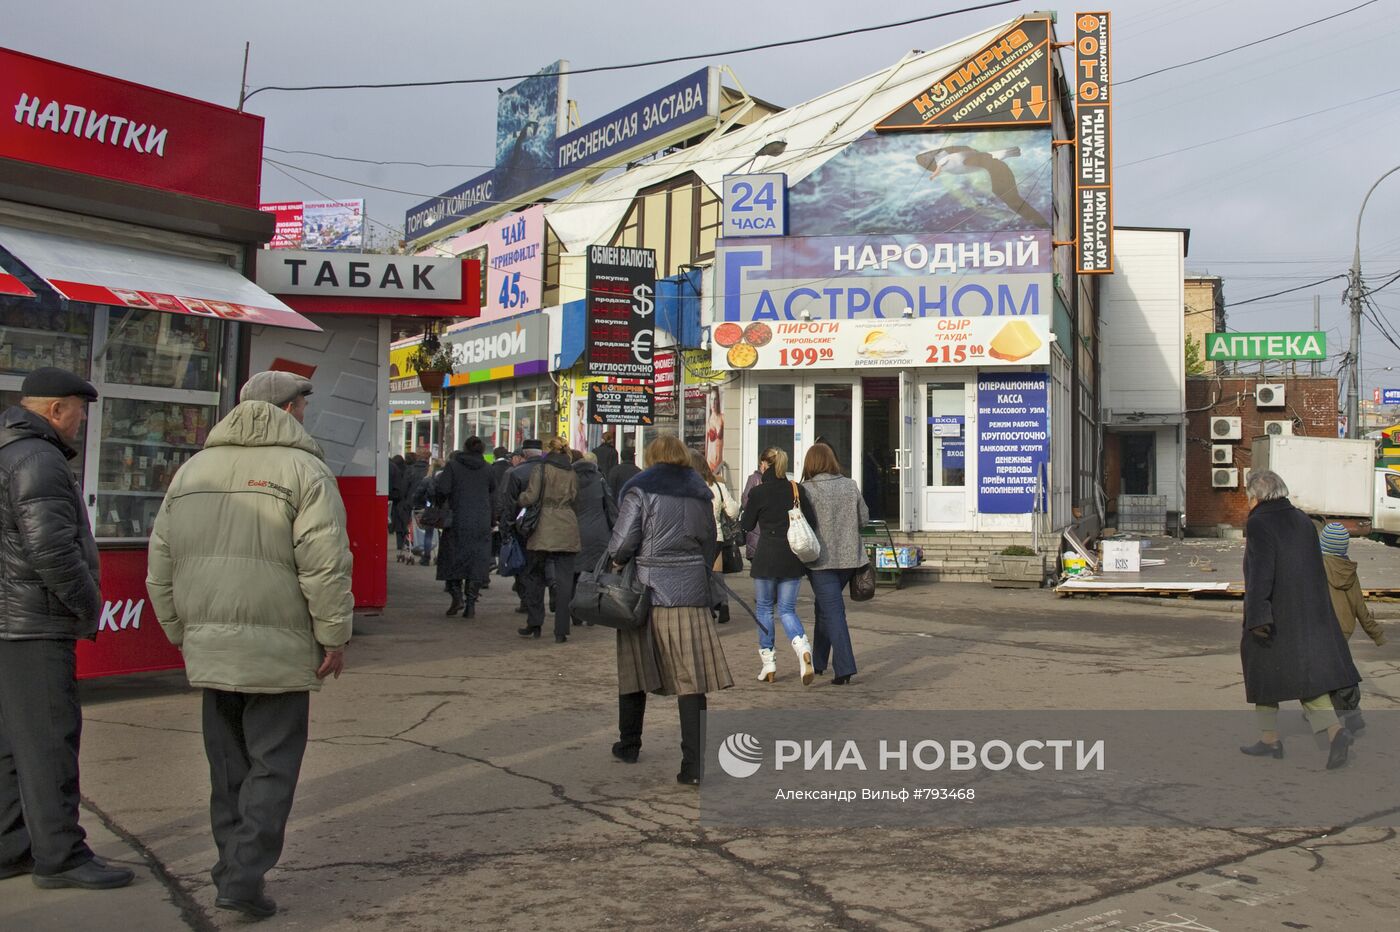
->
<box><xmin>262</xmin><ymin>160</ymin><xmax>405</xmax><ymax>237</ymax></box>
<box><xmin>242</xmin><ymin>0</ymin><xmax>1019</xmax><ymax>101</ymax></box>
<box><xmin>265</xmin><ymin>146</ymin><xmax>493</xmax><ymax>171</ymax></box>
<box><xmin>1115</xmin><ymin>0</ymin><xmax>1380</xmax><ymax>86</ymax></box>
<box><xmin>1118</xmin><ymin>85</ymin><xmax>1400</xmax><ymax>168</ymax></box>
<box><xmin>1224</xmin><ymin>274</ymin><xmax>1348</xmax><ymax>308</ymax></box>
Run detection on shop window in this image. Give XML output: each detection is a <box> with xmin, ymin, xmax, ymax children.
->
<box><xmin>95</xmin><ymin>397</ymin><xmax>215</xmax><ymax>540</ymax></box>
<box><xmin>611</xmin><ymin>173</ymin><xmax>720</xmax><ymax>278</ymax></box>
<box><xmin>757</xmin><ymin>384</ymin><xmax>796</xmax><ymax>473</ymax></box>
<box><xmin>541</xmin><ymin>226</ymin><xmax>562</xmax><ymax>308</ymax></box>
<box><xmin>925</xmin><ymin>383</ymin><xmax>966</xmax><ymax>488</ymax></box>
<box><xmin>1</xmin><ymin>299</ymin><xmax>92</xmax><ymax>378</ymax></box>
<box><xmin>462</xmin><ymin>245</ymin><xmax>488</xmax><ymax>311</ymax></box>
<box><xmin>103</xmin><ymin>309</ymin><xmax>221</xmax><ymax>391</ymax></box>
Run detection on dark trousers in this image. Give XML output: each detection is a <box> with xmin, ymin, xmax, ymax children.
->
<box><xmin>808</xmin><ymin>568</ymin><xmax>857</xmax><ymax>678</ymax></box>
<box><xmin>0</xmin><ymin>639</ymin><xmax>91</xmax><ymax>874</ymax></box>
<box><xmin>616</xmin><ymin>691</ymin><xmax>707</xmax><ymax>776</ymax></box>
<box><xmin>521</xmin><ymin>551</ymin><xmax>575</xmax><ymax>638</ymax></box>
<box><xmin>203</xmin><ymin>689</ymin><xmax>310</xmax><ymax>900</ymax></box>
<box><xmin>446</xmin><ymin>579</ymin><xmax>481</xmax><ymax>611</ymax></box>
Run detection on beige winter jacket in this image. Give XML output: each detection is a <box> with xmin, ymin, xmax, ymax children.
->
<box><xmin>147</xmin><ymin>401</ymin><xmax>354</xmax><ymax>692</ymax></box>
<box><xmin>1323</xmin><ymin>554</ymin><xmax>1385</xmax><ymax>645</ymax></box>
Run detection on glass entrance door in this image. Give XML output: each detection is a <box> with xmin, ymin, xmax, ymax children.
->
<box><xmin>922</xmin><ymin>381</ymin><xmax>970</xmax><ymax>529</ymax></box>
<box><xmin>746</xmin><ymin>377</ymin><xmax>861</xmax><ymax>487</ymax></box>
<box><xmin>811</xmin><ymin>383</ymin><xmax>854</xmax><ymax>477</ymax></box>
<box><xmin>756</xmin><ymin>383</ymin><xmax>796</xmax><ymax>470</ymax></box>
<box><xmin>860</xmin><ymin>377</ymin><xmax>900</xmax><ymax>525</ymax></box>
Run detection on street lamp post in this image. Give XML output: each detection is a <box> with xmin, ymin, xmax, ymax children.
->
<box><xmin>1348</xmin><ymin>165</ymin><xmax>1400</xmax><ymax>438</ymax></box>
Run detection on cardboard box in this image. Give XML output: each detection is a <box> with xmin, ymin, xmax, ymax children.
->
<box><xmin>1100</xmin><ymin>540</ymin><xmax>1141</xmax><ymax>573</ymax></box>
<box><xmin>872</xmin><ymin>546</ymin><xmax>923</xmax><ymax>569</ymax></box>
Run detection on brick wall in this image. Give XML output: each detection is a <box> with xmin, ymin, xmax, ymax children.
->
<box><xmin>1184</xmin><ymin>277</ymin><xmax>1223</xmax><ymax>375</ymax></box>
<box><xmin>1184</xmin><ymin>376</ymin><xmax>1338</xmax><ymax>530</ymax></box>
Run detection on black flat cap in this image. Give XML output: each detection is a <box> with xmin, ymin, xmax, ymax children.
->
<box><xmin>522</xmin><ymin>438</ymin><xmax>543</xmax><ymax>451</ymax></box>
<box><xmin>22</xmin><ymin>367</ymin><xmax>98</xmax><ymax>401</ymax></box>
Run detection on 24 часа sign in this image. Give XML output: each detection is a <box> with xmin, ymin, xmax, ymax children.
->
<box><xmin>712</xmin><ymin>232</ymin><xmax>1052</xmax><ymax>371</ymax></box>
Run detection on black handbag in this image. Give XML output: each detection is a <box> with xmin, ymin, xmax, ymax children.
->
<box><xmin>515</xmin><ymin>504</ymin><xmax>541</xmax><ymax>541</ymax></box>
<box><xmin>570</xmin><ymin>554</ymin><xmax>651</xmax><ymax>630</ymax></box>
<box><xmin>419</xmin><ymin>505</ymin><xmax>453</xmax><ymax>530</ymax></box>
<box><xmin>720</xmin><ymin>539</ymin><xmax>744</xmax><ymax>574</ymax></box>
<box><xmin>849</xmin><ymin>563</ymin><xmax>876</xmax><ymax>602</ymax></box>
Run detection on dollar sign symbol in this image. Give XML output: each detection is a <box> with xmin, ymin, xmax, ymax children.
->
<box><xmin>632</xmin><ymin>284</ymin><xmax>654</xmax><ymax>317</ymax></box>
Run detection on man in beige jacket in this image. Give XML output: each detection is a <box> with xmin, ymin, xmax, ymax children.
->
<box><xmin>147</xmin><ymin>371</ymin><xmax>353</xmax><ymax>921</ymax></box>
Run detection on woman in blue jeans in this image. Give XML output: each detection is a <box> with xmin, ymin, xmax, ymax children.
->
<box><xmin>800</xmin><ymin>443</ymin><xmax>869</xmax><ymax>685</ymax></box>
<box><xmin>739</xmin><ymin>447</ymin><xmax>820</xmax><ymax>685</ymax></box>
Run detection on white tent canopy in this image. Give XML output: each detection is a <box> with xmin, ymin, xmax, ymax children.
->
<box><xmin>542</xmin><ymin>20</ymin><xmax>1009</xmax><ymax>255</ymax></box>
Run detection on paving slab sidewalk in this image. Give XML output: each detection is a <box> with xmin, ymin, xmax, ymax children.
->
<box><xmin>0</xmin><ymin>801</ymin><xmax>192</xmax><ymax>931</ymax></box>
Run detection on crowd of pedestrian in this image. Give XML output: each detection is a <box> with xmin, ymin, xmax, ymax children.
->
<box><xmin>3</xmin><ymin>364</ymin><xmax>1388</xmax><ymax>924</ymax></box>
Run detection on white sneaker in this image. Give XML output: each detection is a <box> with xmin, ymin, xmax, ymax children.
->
<box><xmin>757</xmin><ymin>648</ymin><xmax>776</xmax><ymax>683</ymax></box>
<box><xmin>792</xmin><ymin>636</ymin><xmax>814</xmax><ymax>686</ymax></box>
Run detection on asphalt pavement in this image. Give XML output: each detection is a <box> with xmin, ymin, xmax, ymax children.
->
<box><xmin>5</xmin><ymin>561</ymin><xmax>1397</xmax><ymax>931</ymax></box>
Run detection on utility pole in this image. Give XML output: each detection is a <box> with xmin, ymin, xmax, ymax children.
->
<box><xmin>237</xmin><ymin>42</ymin><xmax>250</xmax><ymax>111</ymax></box>
<box><xmin>1348</xmin><ymin>165</ymin><xmax>1400</xmax><ymax>438</ymax></box>
<box><xmin>1312</xmin><ymin>295</ymin><xmax>1321</xmax><ymax>378</ymax></box>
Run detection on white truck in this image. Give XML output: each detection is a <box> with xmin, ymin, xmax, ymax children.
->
<box><xmin>1377</xmin><ymin>466</ymin><xmax>1400</xmax><ymax>543</ymax></box>
<box><xmin>1252</xmin><ymin>436</ymin><xmax>1400</xmax><ymax>543</ymax></box>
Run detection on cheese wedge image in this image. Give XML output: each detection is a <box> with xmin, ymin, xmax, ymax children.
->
<box><xmin>857</xmin><ymin>329</ymin><xmax>907</xmax><ymax>358</ymax></box>
<box><xmin>987</xmin><ymin>320</ymin><xmax>1043</xmax><ymax>361</ymax></box>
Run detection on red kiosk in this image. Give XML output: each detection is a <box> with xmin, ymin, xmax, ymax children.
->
<box><xmin>0</xmin><ymin>48</ymin><xmax>472</xmax><ymax>677</ymax></box>
<box><xmin>248</xmin><ymin>250</ymin><xmax>480</xmax><ymax>610</ymax></box>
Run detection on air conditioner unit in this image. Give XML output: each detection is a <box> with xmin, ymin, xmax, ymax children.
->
<box><xmin>1242</xmin><ymin>468</ymin><xmax>1252</xmax><ymax>488</ymax></box>
<box><xmin>1211</xmin><ymin>416</ymin><xmax>1242</xmax><ymax>440</ymax></box>
<box><xmin>1264</xmin><ymin>420</ymin><xmax>1293</xmax><ymax>437</ymax></box>
<box><xmin>1213</xmin><ymin>468</ymin><xmax>1239</xmax><ymax>489</ymax></box>
<box><xmin>1256</xmin><ymin>383</ymin><xmax>1286</xmax><ymax>408</ymax></box>
<box><xmin>1211</xmin><ymin>444</ymin><xmax>1233</xmax><ymax>464</ymax></box>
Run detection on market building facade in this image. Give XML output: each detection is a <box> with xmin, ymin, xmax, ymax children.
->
<box><xmin>407</xmin><ymin>15</ymin><xmax>1113</xmax><ymax>575</ymax></box>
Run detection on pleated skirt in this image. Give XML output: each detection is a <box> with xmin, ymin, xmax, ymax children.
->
<box><xmin>617</xmin><ymin>605</ymin><xmax>734</xmax><ymax>696</ymax></box>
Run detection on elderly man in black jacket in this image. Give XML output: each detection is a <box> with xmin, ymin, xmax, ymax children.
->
<box><xmin>0</xmin><ymin>368</ymin><xmax>133</xmax><ymax>890</ymax></box>
<box><xmin>1239</xmin><ymin>469</ymin><xmax>1361</xmax><ymax>769</ymax></box>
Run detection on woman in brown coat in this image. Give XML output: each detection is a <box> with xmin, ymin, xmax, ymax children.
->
<box><xmin>516</xmin><ymin>436</ymin><xmax>580</xmax><ymax>642</ymax></box>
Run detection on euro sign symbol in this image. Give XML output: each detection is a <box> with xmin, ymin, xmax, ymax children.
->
<box><xmin>632</xmin><ymin>284</ymin><xmax>654</xmax><ymax>317</ymax></box>
<box><xmin>631</xmin><ymin>329</ymin><xmax>654</xmax><ymax>366</ymax></box>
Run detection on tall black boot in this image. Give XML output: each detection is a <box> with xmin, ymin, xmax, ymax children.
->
<box><xmin>463</xmin><ymin>581</ymin><xmax>479</xmax><ymax>619</ymax></box>
<box><xmin>677</xmin><ymin>693</ymin><xmax>707</xmax><ymax>784</ymax></box>
<box><xmin>445</xmin><ymin>581</ymin><xmax>463</xmax><ymax>616</ymax></box>
<box><xmin>613</xmin><ymin>691</ymin><xmax>646</xmax><ymax>763</ymax></box>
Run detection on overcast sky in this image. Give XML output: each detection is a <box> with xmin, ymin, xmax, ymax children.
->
<box><xmin>11</xmin><ymin>0</ymin><xmax>1400</xmax><ymax>396</ymax></box>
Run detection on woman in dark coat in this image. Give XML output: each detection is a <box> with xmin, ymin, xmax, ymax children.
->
<box><xmin>740</xmin><ymin>447</ymin><xmax>819</xmax><ymax>686</ymax></box>
<box><xmin>517</xmin><ymin>436</ymin><xmax>581</xmax><ymax>641</ymax></box>
<box><xmin>434</xmin><ymin>437</ymin><xmax>498</xmax><ymax>618</ymax></box>
<box><xmin>389</xmin><ymin>454</ymin><xmax>407</xmax><ymax>549</ymax></box>
<box><xmin>572</xmin><ymin>451</ymin><xmax>617</xmax><ymax>588</ymax></box>
<box><xmin>608</xmin><ymin>434</ymin><xmax>733</xmax><ymax>784</ymax></box>
<box><xmin>1239</xmin><ymin>469</ymin><xmax>1361</xmax><ymax>769</ymax></box>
